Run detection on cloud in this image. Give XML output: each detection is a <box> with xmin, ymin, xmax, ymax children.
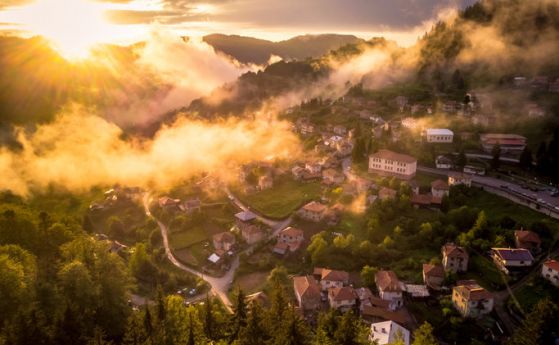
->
<box><xmin>0</xmin><ymin>106</ymin><xmax>301</xmax><ymax>196</ymax></box>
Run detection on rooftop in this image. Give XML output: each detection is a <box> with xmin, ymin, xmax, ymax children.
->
<box><xmin>302</xmin><ymin>201</ymin><xmax>327</xmax><ymax>213</ymax></box>
<box><xmin>426</xmin><ymin>128</ymin><xmax>454</xmax><ymax>136</ymax></box>
<box><xmin>370</xmin><ymin>149</ymin><xmax>417</xmax><ymax>164</ymax></box>
<box><xmin>442</xmin><ymin>243</ymin><xmax>468</xmax><ymax>259</ymax></box>
<box><xmin>235</xmin><ymin>210</ymin><xmax>257</xmax><ymax>222</ymax></box>
<box><xmin>376</xmin><ymin>270</ymin><xmax>401</xmax><ymax>292</ymax></box>
<box><xmin>293</xmin><ymin>275</ymin><xmax>320</xmax><ymax>299</ymax></box>
<box><xmin>492</xmin><ymin>248</ymin><xmax>534</xmax><ymax>262</ymax></box>
<box><xmin>544</xmin><ymin>259</ymin><xmax>559</xmax><ymax>271</ymax></box>
<box><xmin>328</xmin><ymin>286</ymin><xmax>357</xmax><ymax>302</ymax></box>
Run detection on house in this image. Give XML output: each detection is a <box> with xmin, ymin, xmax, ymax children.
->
<box><xmin>333</xmin><ymin>125</ymin><xmax>347</xmax><ymax>135</ymax></box>
<box><xmin>401</xmin><ymin>117</ymin><xmax>418</xmax><ymax>129</ymax></box>
<box><xmin>480</xmin><ymin>134</ymin><xmax>527</xmax><ymax>154</ymax></box>
<box><xmin>300</xmin><ymin>123</ymin><xmax>315</xmax><ymax>135</ymax></box>
<box><xmin>305</xmin><ymin>162</ymin><xmax>322</xmax><ymax>174</ymax></box>
<box><xmin>442</xmin><ymin>243</ymin><xmax>469</xmax><ymax>273</ymax></box>
<box><xmin>442</xmin><ymin>101</ymin><xmax>459</xmax><ymax>114</ymax></box>
<box><xmin>378</xmin><ymin>187</ymin><xmax>397</xmax><ymax>201</ymax></box>
<box><xmin>436</xmin><ymin>155</ymin><xmax>453</xmax><ymax>169</ymax></box>
<box><xmin>213</xmin><ymin>232</ymin><xmax>236</xmax><ymax>252</ymax></box>
<box><xmin>514</xmin><ymin>230</ymin><xmax>541</xmax><ymax>253</ymax></box>
<box><xmin>448</xmin><ymin>173</ymin><xmax>472</xmax><ymax>187</ymax></box>
<box><xmin>293</xmin><ymin>275</ymin><xmax>321</xmax><ymax>311</ymax></box>
<box><xmin>298</xmin><ymin>201</ymin><xmax>327</xmax><ymax>222</ymax></box>
<box><xmin>369</xmin><ymin>150</ymin><xmax>417</xmax><ymax>180</ymax></box>
<box><xmin>159</xmin><ymin>196</ymin><xmax>181</xmax><ymax>209</ymax></box>
<box><xmin>315</xmin><ymin>268</ymin><xmax>350</xmax><ymax>291</ymax></box>
<box><xmin>355</xmin><ymin>287</ymin><xmax>375</xmax><ymax>306</ymax></box>
<box><xmin>181</xmin><ymin>198</ymin><xmax>201</xmax><ymax>213</ymax></box>
<box><xmin>241</xmin><ymin>225</ymin><xmax>265</xmax><ymax>245</ymax></box>
<box><xmin>328</xmin><ymin>287</ymin><xmax>358</xmax><ymax>310</ymax></box>
<box><xmin>452</xmin><ymin>281</ymin><xmax>493</xmax><ymax>318</ymax></box>
<box><xmin>463</xmin><ymin>164</ymin><xmax>486</xmax><ymax>176</ymax></box>
<box><xmin>369</xmin><ymin>321</ymin><xmax>410</xmax><ymax>345</ymax></box>
<box><xmin>431</xmin><ymin>180</ymin><xmax>449</xmax><ymax>198</ymax></box>
<box><xmin>491</xmin><ymin>248</ymin><xmax>534</xmax><ymax>274</ymax></box>
<box><xmin>235</xmin><ymin>210</ymin><xmax>257</xmax><ymax>231</ymax></box>
<box><xmin>275</xmin><ymin>227</ymin><xmax>304</xmax><ymax>254</ymax></box>
<box><xmin>258</xmin><ymin>175</ymin><xmax>273</xmax><ymax>190</ymax></box>
<box><xmin>423</xmin><ymin>264</ymin><xmax>445</xmax><ymax>290</ymax></box>
<box><xmin>541</xmin><ymin>259</ymin><xmax>559</xmax><ymax>286</ymax></box>
<box><xmin>375</xmin><ymin>270</ymin><xmax>403</xmax><ymax>310</ymax></box>
<box><xmin>336</xmin><ymin>142</ymin><xmax>353</xmax><ymax>157</ymax></box>
<box><xmin>425</xmin><ymin>129</ymin><xmax>454</xmax><ymax>143</ymax></box>
<box><xmin>291</xmin><ymin>166</ymin><xmax>305</xmax><ymax>180</ymax></box>
<box><xmin>322</xmin><ymin>169</ymin><xmax>345</xmax><ymax>185</ymax></box>
<box><xmin>410</xmin><ymin>194</ymin><xmax>433</xmax><ymax>208</ymax></box>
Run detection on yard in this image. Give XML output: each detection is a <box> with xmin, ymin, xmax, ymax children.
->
<box><xmin>237</xmin><ymin>176</ymin><xmax>322</xmax><ymax>219</ymax></box>
<box><xmin>462</xmin><ymin>253</ymin><xmax>509</xmax><ymax>290</ymax></box>
<box><xmin>234</xmin><ymin>271</ymin><xmax>269</xmax><ymax>294</ymax></box>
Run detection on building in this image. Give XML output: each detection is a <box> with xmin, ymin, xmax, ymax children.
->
<box><xmin>291</xmin><ymin>166</ymin><xmax>305</xmax><ymax>180</ymax></box>
<box><xmin>369</xmin><ymin>321</ymin><xmax>410</xmax><ymax>345</ymax></box>
<box><xmin>480</xmin><ymin>134</ymin><xmax>527</xmax><ymax>154</ymax></box>
<box><xmin>452</xmin><ymin>281</ymin><xmax>493</xmax><ymax>318</ymax></box>
<box><xmin>442</xmin><ymin>101</ymin><xmax>459</xmax><ymax>114</ymax></box>
<box><xmin>442</xmin><ymin>243</ymin><xmax>469</xmax><ymax>273</ymax></box>
<box><xmin>328</xmin><ymin>287</ymin><xmax>358</xmax><ymax>310</ymax></box>
<box><xmin>322</xmin><ymin>169</ymin><xmax>345</xmax><ymax>185</ymax></box>
<box><xmin>375</xmin><ymin>270</ymin><xmax>403</xmax><ymax>310</ymax></box>
<box><xmin>293</xmin><ymin>276</ymin><xmax>321</xmax><ymax>311</ymax></box>
<box><xmin>258</xmin><ymin>175</ymin><xmax>273</xmax><ymax>190</ymax></box>
<box><xmin>275</xmin><ymin>227</ymin><xmax>304</xmax><ymax>253</ymax></box>
<box><xmin>435</xmin><ymin>155</ymin><xmax>453</xmax><ymax>169</ymax></box>
<box><xmin>235</xmin><ymin>210</ymin><xmax>258</xmax><ymax>231</ymax></box>
<box><xmin>181</xmin><ymin>198</ymin><xmax>201</xmax><ymax>213</ymax></box>
<box><xmin>355</xmin><ymin>287</ymin><xmax>375</xmax><ymax>306</ymax></box>
<box><xmin>448</xmin><ymin>173</ymin><xmax>472</xmax><ymax>187</ymax></box>
<box><xmin>315</xmin><ymin>268</ymin><xmax>350</xmax><ymax>291</ymax></box>
<box><xmin>298</xmin><ymin>201</ymin><xmax>327</xmax><ymax>222</ymax></box>
<box><xmin>542</xmin><ymin>259</ymin><xmax>559</xmax><ymax>287</ymax></box>
<box><xmin>431</xmin><ymin>180</ymin><xmax>449</xmax><ymax>198</ymax></box>
<box><xmin>241</xmin><ymin>225</ymin><xmax>265</xmax><ymax>245</ymax></box>
<box><xmin>378</xmin><ymin>187</ymin><xmax>397</xmax><ymax>201</ymax></box>
<box><xmin>463</xmin><ymin>164</ymin><xmax>486</xmax><ymax>176</ymax></box>
<box><xmin>212</xmin><ymin>232</ymin><xmax>236</xmax><ymax>252</ymax></box>
<box><xmin>333</xmin><ymin>125</ymin><xmax>347</xmax><ymax>135</ymax></box>
<box><xmin>425</xmin><ymin>129</ymin><xmax>454</xmax><ymax>143</ymax></box>
<box><xmin>159</xmin><ymin>196</ymin><xmax>181</xmax><ymax>209</ymax></box>
<box><xmin>514</xmin><ymin>230</ymin><xmax>541</xmax><ymax>253</ymax></box>
<box><xmin>305</xmin><ymin>162</ymin><xmax>322</xmax><ymax>174</ymax></box>
<box><xmin>491</xmin><ymin>248</ymin><xmax>534</xmax><ymax>274</ymax></box>
<box><xmin>422</xmin><ymin>264</ymin><xmax>445</xmax><ymax>290</ymax></box>
<box><xmin>368</xmin><ymin>150</ymin><xmax>417</xmax><ymax>180</ymax></box>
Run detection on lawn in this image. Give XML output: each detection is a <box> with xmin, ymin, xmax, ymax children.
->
<box><xmin>508</xmin><ymin>276</ymin><xmax>559</xmax><ymax>314</ymax></box>
<box><xmin>234</xmin><ymin>271</ymin><xmax>269</xmax><ymax>294</ymax></box>
<box><xmin>169</xmin><ymin>225</ymin><xmax>208</xmax><ymax>250</ymax></box>
<box><xmin>462</xmin><ymin>253</ymin><xmax>509</xmax><ymax>290</ymax></box>
<box><xmin>238</xmin><ymin>176</ymin><xmax>322</xmax><ymax>219</ymax></box>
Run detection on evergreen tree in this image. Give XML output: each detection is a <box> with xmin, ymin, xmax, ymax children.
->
<box><xmin>229</xmin><ymin>288</ymin><xmax>248</xmax><ymax>342</ymax></box>
<box><xmin>456</xmin><ymin>149</ymin><xmax>467</xmax><ymax>168</ymax></box>
<box><xmin>187</xmin><ymin>314</ymin><xmax>195</xmax><ymax>345</ymax></box>
<box><xmin>238</xmin><ymin>302</ymin><xmax>268</xmax><ymax>345</ymax></box>
<box><xmin>507</xmin><ymin>298</ymin><xmax>558</xmax><ymax>345</ymax></box>
<box><xmin>203</xmin><ymin>294</ymin><xmax>214</xmax><ymax>340</ymax></box>
<box><xmin>122</xmin><ymin>313</ymin><xmax>148</xmax><ymax>345</ymax></box>
<box><xmin>272</xmin><ymin>308</ymin><xmax>310</xmax><ymax>345</ymax></box>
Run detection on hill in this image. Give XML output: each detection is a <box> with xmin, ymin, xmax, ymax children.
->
<box><xmin>203</xmin><ymin>33</ymin><xmax>365</xmax><ymax>65</ymax></box>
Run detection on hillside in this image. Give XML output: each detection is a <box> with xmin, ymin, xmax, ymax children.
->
<box><xmin>203</xmin><ymin>33</ymin><xmax>365</xmax><ymax>65</ymax></box>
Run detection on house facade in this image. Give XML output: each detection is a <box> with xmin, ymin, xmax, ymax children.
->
<box><xmin>293</xmin><ymin>275</ymin><xmax>321</xmax><ymax>311</ymax></box>
<box><xmin>317</xmin><ymin>268</ymin><xmax>350</xmax><ymax>291</ymax></box>
<box><xmin>448</xmin><ymin>173</ymin><xmax>472</xmax><ymax>187</ymax></box>
<box><xmin>212</xmin><ymin>232</ymin><xmax>236</xmax><ymax>252</ymax></box>
<box><xmin>298</xmin><ymin>201</ymin><xmax>327</xmax><ymax>222</ymax></box>
<box><xmin>542</xmin><ymin>259</ymin><xmax>559</xmax><ymax>286</ymax></box>
<box><xmin>514</xmin><ymin>230</ymin><xmax>541</xmax><ymax>253</ymax></box>
<box><xmin>328</xmin><ymin>287</ymin><xmax>357</xmax><ymax>310</ymax></box>
<box><xmin>442</xmin><ymin>243</ymin><xmax>469</xmax><ymax>273</ymax></box>
<box><xmin>431</xmin><ymin>180</ymin><xmax>449</xmax><ymax>198</ymax></box>
<box><xmin>241</xmin><ymin>225</ymin><xmax>265</xmax><ymax>245</ymax></box>
<box><xmin>368</xmin><ymin>150</ymin><xmax>417</xmax><ymax>180</ymax></box>
<box><xmin>375</xmin><ymin>270</ymin><xmax>403</xmax><ymax>310</ymax></box>
<box><xmin>422</xmin><ymin>264</ymin><xmax>445</xmax><ymax>290</ymax></box>
<box><xmin>369</xmin><ymin>321</ymin><xmax>410</xmax><ymax>345</ymax></box>
<box><xmin>425</xmin><ymin>128</ymin><xmax>454</xmax><ymax>143</ymax></box>
<box><xmin>452</xmin><ymin>281</ymin><xmax>493</xmax><ymax>318</ymax></box>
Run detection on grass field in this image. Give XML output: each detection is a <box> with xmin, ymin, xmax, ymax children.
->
<box><xmin>509</xmin><ymin>276</ymin><xmax>559</xmax><ymax>313</ymax></box>
<box><xmin>462</xmin><ymin>253</ymin><xmax>509</xmax><ymax>290</ymax></box>
<box><xmin>169</xmin><ymin>226</ymin><xmax>208</xmax><ymax>250</ymax></box>
<box><xmin>234</xmin><ymin>271</ymin><xmax>269</xmax><ymax>294</ymax></box>
<box><xmin>238</xmin><ymin>177</ymin><xmax>322</xmax><ymax>219</ymax></box>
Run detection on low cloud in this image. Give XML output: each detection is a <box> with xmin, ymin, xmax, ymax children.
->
<box><xmin>1</xmin><ymin>106</ymin><xmax>300</xmax><ymax>196</ymax></box>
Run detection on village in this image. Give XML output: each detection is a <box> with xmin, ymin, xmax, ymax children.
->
<box><xmin>136</xmin><ymin>85</ymin><xmax>559</xmax><ymax>345</ymax></box>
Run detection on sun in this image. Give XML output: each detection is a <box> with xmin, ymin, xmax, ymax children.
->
<box><xmin>7</xmin><ymin>0</ymin><xmax>114</xmax><ymax>60</ymax></box>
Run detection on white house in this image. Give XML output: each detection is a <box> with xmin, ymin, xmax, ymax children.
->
<box><xmin>435</xmin><ymin>155</ymin><xmax>453</xmax><ymax>169</ymax></box>
<box><xmin>491</xmin><ymin>248</ymin><xmax>534</xmax><ymax>274</ymax></box>
<box><xmin>368</xmin><ymin>150</ymin><xmax>417</xmax><ymax>180</ymax></box>
<box><xmin>431</xmin><ymin>180</ymin><xmax>449</xmax><ymax>198</ymax></box>
<box><xmin>369</xmin><ymin>321</ymin><xmax>410</xmax><ymax>345</ymax></box>
<box><xmin>375</xmin><ymin>270</ymin><xmax>403</xmax><ymax>310</ymax></box>
<box><xmin>452</xmin><ymin>281</ymin><xmax>493</xmax><ymax>318</ymax></box>
<box><xmin>298</xmin><ymin>201</ymin><xmax>327</xmax><ymax>222</ymax></box>
<box><xmin>542</xmin><ymin>259</ymin><xmax>559</xmax><ymax>286</ymax></box>
<box><xmin>425</xmin><ymin>129</ymin><xmax>454</xmax><ymax>143</ymax></box>
<box><xmin>315</xmin><ymin>268</ymin><xmax>349</xmax><ymax>291</ymax></box>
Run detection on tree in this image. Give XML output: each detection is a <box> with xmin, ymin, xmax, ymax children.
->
<box><xmin>360</xmin><ymin>265</ymin><xmax>378</xmax><ymax>288</ymax></box>
<box><xmin>122</xmin><ymin>313</ymin><xmax>148</xmax><ymax>345</ymax></box>
<box><xmin>519</xmin><ymin>146</ymin><xmax>533</xmax><ymax>169</ymax></box>
<box><xmin>491</xmin><ymin>143</ymin><xmax>501</xmax><ymax>170</ymax></box>
<box><xmin>267</xmin><ymin>265</ymin><xmax>291</xmax><ymax>291</ymax></box>
<box><xmin>333</xmin><ymin>311</ymin><xmax>369</xmax><ymax>345</ymax></box>
<box><xmin>229</xmin><ymin>288</ymin><xmax>248</xmax><ymax>341</ymax></box>
<box><xmin>238</xmin><ymin>302</ymin><xmax>268</xmax><ymax>345</ymax></box>
<box><xmin>507</xmin><ymin>298</ymin><xmax>558</xmax><ymax>345</ymax></box>
<box><xmin>203</xmin><ymin>294</ymin><xmax>214</xmax><ymax>340</ymax></box>
<box><xmin>412</xmin><ymin>322</ymin><xmax>438</xmax><ymax>345</ymax></box>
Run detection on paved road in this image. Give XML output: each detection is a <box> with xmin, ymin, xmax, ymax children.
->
<box><xmin>418</xmin><ymin>166</ymin><xmax>559</xmax><ymax>219</ymax></box>
<box><xmin>142</xmin><ymin>192</ymin><xmax>291</xmax><ymax>312</ymax></box>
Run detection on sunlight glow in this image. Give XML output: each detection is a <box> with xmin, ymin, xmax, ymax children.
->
<box><xmin>5</xmin><ymin>0</ymin><xmax>115</xmax><ymax>60</ymax></box>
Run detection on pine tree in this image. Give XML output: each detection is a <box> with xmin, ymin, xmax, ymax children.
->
<box><xmin>507</xmin><ymin>298</ymin><xmax>558</xmax><ymax>345</ymax></box>
<box><xmin>122</xmin><ymin>313</ymin><xmax>148</xmax><ymax>345</ymax></box>
<box><xmin>203</xmin><ymin>294</ymin><xmax>214</xmax><ymax>340</ymax></box>
<box><xmin>238</xmin><ymin>301</ymin><xmax>268</xmax><ymax>345</ymax></box>
<box><xmin>229</xmin><ymin>288</ymin><xmax>248</xmax><ymax>342</ymax></box>
<box><xmin>156</xmin><ymin>286</ymin><xmax>166</xmax><ymax>324</ymax></box>
<box><xmin>272</xmin><ymin>307</ymin><xmax>310</xmax><ymax>345</ymax></box>
<box><xmin>187</xmin><ymin>315</ymin><xmax>195</xmax><ymax>345</ymax></box>
<box><xmin>491</xmin><ymin>143</ymin><xmax>501</xmax><ymax>170</ymax></box>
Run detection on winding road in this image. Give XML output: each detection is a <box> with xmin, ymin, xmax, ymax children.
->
<box><xmin>142</xmin><ymin>191</ymin><xmax>292</xmax><ymax>312</ymax></box>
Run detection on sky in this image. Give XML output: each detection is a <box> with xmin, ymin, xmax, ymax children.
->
<box><xmin>0</xmin><ymin>0</ymin><xmax>478</xmax><ymax>46</ymax></box>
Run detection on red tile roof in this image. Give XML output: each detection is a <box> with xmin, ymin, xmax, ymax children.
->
<box><xmin>328</xmin><ymin>287</ymin><xmax>357</xmax><ymax>302</ymax></box>
<box><xmin>544</xmin><ymin>259</ymin><xmax>559</xmax><ymax>272</ymax></box>
<box><xmin>423</xmin><ymin>264</ymin><xmax>445</xmax><ymax>278</ymax></box>
<box><xmin>431</xmin><ymin>179</ymin><xmax>449</xmax><ymax>190</ymax></box>
<box><xmin>442</xmin><ymin>243</ymin><xmax>468</xmax><ymax>259</ymax></box>
<box><xmin>454</xmin><ymin>282</ymin><xmax>492</xmax><ymax>301</ymax></box>
<box><xmin>321</xmin><ymin>269</ymin><xmax>349</xmax><ymax>282</ymax></box>
<box><xmin>514</xmin><ymin>230</ymin><xmax>541</xmax><ymax>245</ymax></box>
<box><xmin>213</xmin><ymin>232</ymin><xmax>235</xmax><ymax>244</ymax></box>
<box><xmin>280</xmin><ymin>227</ymin><xmax>304</xmax><ymax>238</ymax></box>
<box><xmin>376</xmin><ymin>270</ymin><xmax>401</xmax><ymax>292</ymax></box>
<box><xmin>302</xmin><ymin>201</ymin><xmax>327</xmax><ymax>213</ymax></box>
<box><xmin>293</xmin><ymin>275</ymin><xmax>321</xmax><ymax>300</ymax></box>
